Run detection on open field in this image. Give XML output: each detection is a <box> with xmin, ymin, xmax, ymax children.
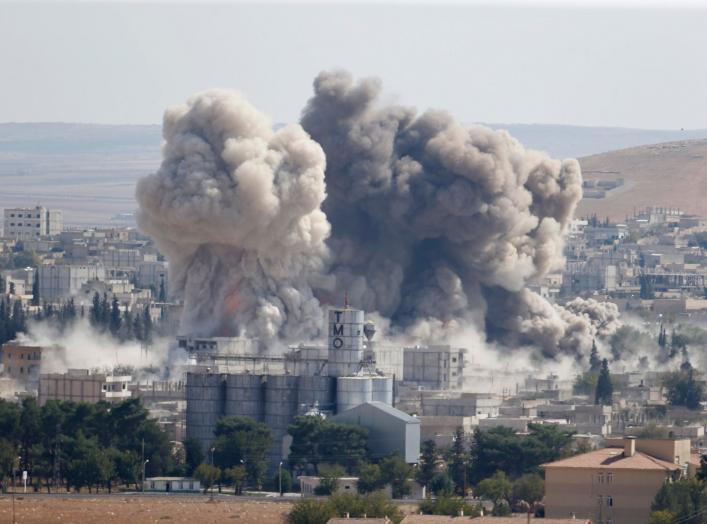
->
<box><xmin>0</xmin><ymin>494</ymin><xmax>294</xmax><ymax>524</ymax></box>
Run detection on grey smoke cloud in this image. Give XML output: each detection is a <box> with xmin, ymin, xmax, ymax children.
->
<box><xmin>136</xmin><ymin>73</ymin><xmax>620</xmax><ymax>358</ymax></box>
<box><xmin>136</xmin><ymin>89</ymin><xmax>330</xmax><ymax>343</ymax></box>
<box><xmin>301</xmin><ymin>70</ymin><xmax>614</xmax><ymax>357</ymax></box>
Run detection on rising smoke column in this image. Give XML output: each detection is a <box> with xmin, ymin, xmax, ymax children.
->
<box><xmin>136</xmin><ymin>90</ymin><xmax>330</xmax><ymax>343</ymax></box>
<box><xmin>301</xmin><ymin>70</ymin><xmax>614</xmax><ymax>357</ymax></box>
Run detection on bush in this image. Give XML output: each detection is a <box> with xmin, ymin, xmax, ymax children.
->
<box><xmin>288</xmin><ymin>491</ymin><xmax>403</xmax><ymax>524</ymax></box>
<box><xmin>288</xmin><ymin>498</ymin><xmax>334</xmax><ymax>524</ymax></box>
<box><xmin>418</xmin><ymin>495</ymin><xmax>482</xmax><ymax>517</ymax></box>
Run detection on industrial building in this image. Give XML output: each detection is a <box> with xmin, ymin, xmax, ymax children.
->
<box><xmin>332</xmin><ymin>401</ymin><xmax>420</xmax><ymax>463</ymax></box>
<box><xmin>185</xmin><ymin>306</ymin><xmax>413</xmax><ymax>468</ymax></box>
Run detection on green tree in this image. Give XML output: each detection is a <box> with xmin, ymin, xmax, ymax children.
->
<box><xmin>417</xmin><ymin>439</ymin><xmax>437</xmax><ymax>491</ymax></box>
<box><xmin>595</xmin><ymin>358</ymin><xmax>613</xmax><ymax>405</ymax></box>
<box><xmin>589</xmin><ymin>339</ymin><xmax>601</xmax><ymax>372</ymax></box>
<box><xmin>470</xmin><ymin>424</ymin><xmax>573</xmax><ymax>482</ymax></box>
<box><xmin>512</xmin><ymin>473</ymin><xmax>544</xmax><ymax>505</ymax></box>
<box><xmin>183</xmin><ymin>437</ymin><xmax>203</xmax><ymax>476</ymax></box>
<box><xmin>0</xmin><ymin>438</ymin><xmax>17</xmax><ymax>482</ymax></box>
<box><xmin>357</xmin><ymin>462</ymin><xmax>384</xmax><ymax>494</ymax></box>
<box><xmin>476</xmin><ymin>470</ymin><xmax>512</xmax><ymax>508</ymax></box>
<box><xmin>651</xmin><ymin>477</ymin><xmax>707</xmax><ymax>524</ymax></box>
<box><xmin>194</xmin><ymin>463</ymin><xmax>221</xmax><ymax>494</ymax></box>
<box><xmin>429</xmin><ymin>471</ymin><xmax>455</xmax><ymax>496</ymax></box>
<box><xmin>315</xmin><ymin>464</ymin><xmax>345</xmax><ymax>495</ymax></box>
<box><xmin>288</xmin><ymin>415</ymin><xmax>367</xmax><ymax>474</ymax></box>
<box><xmin>109</xmin><ymin>297</ymin><xmax>121</xmax><ymax>336</ymax></box>
<box><xmin>380</xmin><ymin>453</ymin><xmax>412</xmax><ymax>499</ymax></box>
<box><xmin>142</xmin><ymin>306</ymin><xmax>153</xmax><ymax>344</ymax></box>
<box><xmin>449</xmin><ymin>427</ymin><xmax>468</xmax><ymax>495</ymax></box>
<box><xmin>648</xmin><ymin>510</ymin><xmax>677</xmax><ymax>524</ymax></box>
<box><xmin>664</xmin><ymin>369</ymin><xmax>704</xmax><ymax>410</ymax></box>
<box><xmin>212</xmin><ymin>416</ymin><xmax>271</xmax><ymax>488</ymax></box>
<box><xmin>224</xmin><ymin>465</ymin><xmax>246</xmax><ymax>495</ymax></box>
<box><xmin>31</xmin><ymin>271</ymin><xmax>40</xmax><ymax>307</ymax></box>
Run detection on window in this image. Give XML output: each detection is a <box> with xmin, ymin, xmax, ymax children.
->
<box><xmin>452</xmin><ymin>357</ymin><xmax>457</xmax><ymax>363</ymax></box>
<box><xmin>607</xmin><ymin>472</ymin><xmax>613</xmax><ymax>484</ymax></box>
<box><xmin>607</xmin><ymin>496</ymin><xmax>613</xmax><ymax>507</ymax></box>
<box><xmin>597</xmin><ymin>473</ymin><xmax>605</xmax><ymax>483</ymax></box>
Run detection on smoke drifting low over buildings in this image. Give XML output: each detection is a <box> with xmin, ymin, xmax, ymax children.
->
<box><xmin>136</xmin><ymin>70</ymin><xmax>619</xmax><ymax>359</ymax></box>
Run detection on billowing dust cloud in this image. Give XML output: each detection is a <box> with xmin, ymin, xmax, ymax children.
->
<box><xmin>301</xmin><ymin>70</ymin><xmax>618</xmax><ymax>357</ymax></box>
<box><xmin>136</xmin><ymin>90</ymin><xmax>330</xmax><ymax>343</ymax></box>
<box><xmin>136</xmin><ymin>72</ymin><xmax>621</xmax><ymax>358</ymax></box>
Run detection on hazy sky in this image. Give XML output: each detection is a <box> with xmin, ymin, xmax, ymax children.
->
<box><xmin>2</xmin><ymin>1</ymin><xmax>707</xmax><ymax>129</ymax></box>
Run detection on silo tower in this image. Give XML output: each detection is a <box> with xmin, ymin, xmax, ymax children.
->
<box><xmin>327</xmin><ymin>306</ymin><xmax>364</xmax><ymax>377</ymax></box>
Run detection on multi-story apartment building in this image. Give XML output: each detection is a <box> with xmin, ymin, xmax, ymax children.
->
<box><xmin>544</xmin><ymin>436</ymin><xmax>689</xmax><ymax>524</ymax></box>
<box><xmin>3</xmin><ymin>206</ymin><xmax>62</xmax><ymax>240</ymax></box>
<box><xmin>0</xmin><ymin>342</ymin><xmax>43</xmax><ymax>382</ymax></box>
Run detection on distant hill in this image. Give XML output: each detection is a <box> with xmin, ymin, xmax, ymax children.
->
<box><xmin>0</xmin><ymin>122</ymin><xmax>161</xmax><ymax>154</ymax></box>
<box><xmin>1</xmin><ymin>122</ymin><xmax>706</xmax><ymax>224</ymax></box>
<box><xmin>485</xmin><ymin>123</ymin><xmax>707</xmax><ymax>159</ymax></box>
<box><xmin>576</xmin><ymin>139</ymin><xmax>707</xmax><ymax>221</ymax></box>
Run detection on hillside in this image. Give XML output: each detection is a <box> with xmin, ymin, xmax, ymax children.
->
<box><xmin>576</xmin><ymin>139</ymin><xmax>707</xmax><ymax>221</ymax></box>
<box><xmin>1</xmin><ymin>123</ymin><xmax>706</xmax><ymax>225</ymax></box>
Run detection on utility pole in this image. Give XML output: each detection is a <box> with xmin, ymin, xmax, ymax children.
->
<box><xmin>278</xmin><ymin>461</ymin><xmax>283</xmax><ymax>496</ymax></box>
<box><xmin>141</xmin><ymin>438</ymin><xmax>145</xmax><ymax>493</ymax></box>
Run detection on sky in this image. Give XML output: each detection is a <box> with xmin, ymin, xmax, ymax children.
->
<box><xmin>1</xmin><ymin>1</ymin><xmax>707</xmax><ymax>129</ymax></box>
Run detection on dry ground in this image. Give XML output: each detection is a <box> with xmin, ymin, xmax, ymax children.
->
<box><xmin>0</xmin><ymin>495</ymin><xmax>293</xmax><ymax>524</ymax></box>
<box><xmin>577</xmin><ymin>138</ymin><xmax>707</xmax><ymax>220</ymax></box>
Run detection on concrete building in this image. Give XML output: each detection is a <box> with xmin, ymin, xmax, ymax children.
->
<box><xmin>3</xmin><ymin>206</ymin><xmax>62</xmax><ymax>240</ymax></box>
<box><xmin>1</xmin><ymin>342</ymin><xmax>42</xmax><ymax>382</ymax></box>
<box><xmin>403</xmin><ymin>345</ymin><xmax>465</xmax><ymax>390</ymax></box>
<box><xmin>332</xmin><ymin>401</ymin><xmax>421</xmax><ymax>463</ymax></box>
<box><xmin>38</xmin><ymin>369</ymin><xmax>132</xmax><ymax>405</ymax></box>
<box><xmin>543</xmin><ymin>437</ymin><xmax>689</xmax><ymax>524</ymax></box>
<box><xmin>38</xmin><ymin>264</ymin><xmax>106</xmax><ymax>300</ymax></box>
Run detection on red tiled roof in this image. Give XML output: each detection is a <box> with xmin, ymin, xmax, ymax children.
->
<box><xmin>542</xmin><ymin>448</ymin><xmax>680</xmax><ymax>471</ymax></box>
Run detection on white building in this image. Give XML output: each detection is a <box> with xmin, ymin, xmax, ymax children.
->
<box><xmin>38</xmin><ymin>264</ymin><xmax>105</xmax><ymax>300</ymax></box>
<box><xmin>145</xmin><ymin>477</ymin><xmax>201</xmax><ymax>493</ymax></box>
<box><xmin>3</xmin><ymin>206</ymin><xmax>62</xmax><ymax>240</ymax></box>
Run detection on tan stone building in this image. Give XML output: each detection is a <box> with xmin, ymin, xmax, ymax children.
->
<box><xmin>1</xmin><ymin>342</ymin><xmax>42</xmax><ymax>382</ymax></box>
<box><xmin>543</xmin><ymin>436</ymin><xmax>689</xmax><ymax>524</ymax></box>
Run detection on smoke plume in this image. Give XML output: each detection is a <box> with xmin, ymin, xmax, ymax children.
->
<box><xmin>137</xmin><ymin>72</ymin><xmax>622</xmax><ymax>358</ymax></box>
<box><xmin>301</xmin><ymin>70</ymin><xmax>613</xmax><ymax>357</ymax></box>
<box><xmin>136</xmin><ymin>90</ymin><xmax>330</xmax><ymax>343</ymax></box>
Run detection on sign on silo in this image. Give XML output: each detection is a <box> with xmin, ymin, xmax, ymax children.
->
<box><xmin>328</xmin><ymin>308</ymin><xmax>364</xmax><ymax>377</ymax></box>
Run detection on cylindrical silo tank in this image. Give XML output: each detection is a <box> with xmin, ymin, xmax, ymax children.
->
<box><xmin>223</xmin><ymin>374</ymin><xmax>265</xmax><ymax>420</ymax></box>
<box><xmin>336</xmin><ymin>375</ymin><xmax>372</xmax><ymax>413</ymax></box>
<box><xmin>186</xmin><ymin>372</ymin><xmax>225</xmax><ymax>449</ymax></box>
<box><xmin>370</xmin><ymin>376</ymin><xmax>393</xmax><ymax>405</ymax></box>
<box><xmin>297</xmin><ymin>375</ymin><xmax>336</xmax><ymax>413</ymax></box>
<box><xmin>264</xmin><ymin>375</ymin><xmax>299</xmax><ymax>435</ymax></box>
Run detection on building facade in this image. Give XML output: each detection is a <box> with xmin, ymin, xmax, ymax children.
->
<box><xmin>543</xmin><ymin>437</ymin><xmax>687</xmax><ymax>524</ymax></box>
<box><xmin>1</xmin><ymin>342</ymin><xmax>42</xmax><ymax>382</ymax></box>
<box><xmin>3</xmin><ymin>206</ymin><xmax>62</xmax><ymax>240</ymax></box>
